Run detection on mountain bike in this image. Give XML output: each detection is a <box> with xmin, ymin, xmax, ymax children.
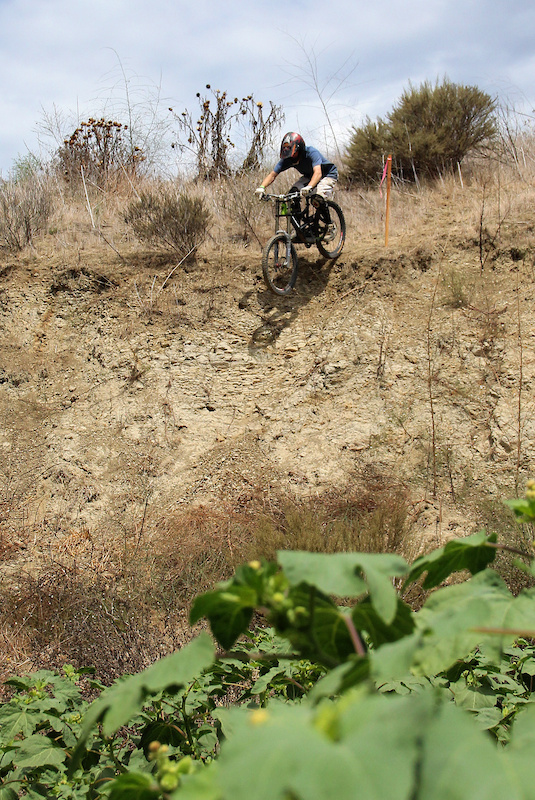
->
<box><xmin>261</xmin><ymin>191</ymin><xmax>346</xmax><ymax>295</ymax></box>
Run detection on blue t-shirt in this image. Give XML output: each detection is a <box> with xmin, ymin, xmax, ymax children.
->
<box><xmin>274</xmin><ymin>145</ymin><xmax>338</xmax><ymax>180</ymax></box>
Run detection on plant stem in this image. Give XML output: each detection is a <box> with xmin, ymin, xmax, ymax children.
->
<box><xmin>343</xmin><ymin>614</ymin><xmax>366</xmax><ymax>657</ymax></box>
<box><xmin>484</xmin><ymin>541</ymin><xmax>532</xmax><ymax>559</ymax></box>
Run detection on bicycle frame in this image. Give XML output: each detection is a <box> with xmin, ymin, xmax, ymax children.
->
<box><xmin>265</xmin><ymin>191</ymin><xmax>315</xmax><ymax>241</ymax></box>
<box><xmin>260</xmin><ymin>190</ymin><xmax>345</xmax><ymax>295</ymax></box>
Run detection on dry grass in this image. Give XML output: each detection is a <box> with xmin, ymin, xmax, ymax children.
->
<box><xmin>10</xmin><ymin>125</ymin><xmax>535</xmax><ymax>263</ymax></box>
<box><xmin>248</xmin><ymin>471</ymin><xmax>413</xmax><ymax>562</ymax></box>
<box><xmin>0</xmin><ymin>470</ymin><xmax>417</xmax><ymax>682</ymax></box>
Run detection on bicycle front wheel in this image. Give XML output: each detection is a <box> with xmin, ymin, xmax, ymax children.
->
<box><xmin>314</xmin><ymin>200</ymin><xmax>346</xmax><ymax>259</ymax></box>
<box><xmin>262</xmin><ymin>233</ymin><xmax>298</xmax><ymax>295</ymax></box>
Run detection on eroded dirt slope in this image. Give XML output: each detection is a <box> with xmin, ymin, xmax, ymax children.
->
<box><xmin>2</xmin><ymin>194</ymin><xmax>535</xmax><ymax>574</ymax></box>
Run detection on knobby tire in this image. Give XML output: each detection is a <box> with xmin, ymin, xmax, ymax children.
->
<box><xmin>314</xmin><ymin>200</ymin><xmax>346</xmax><ymax>259</ymax></box>
<box><xmin>262</xmin><ymin>233</ymin><xmax>298</xmax><ymax>295</ymax></box>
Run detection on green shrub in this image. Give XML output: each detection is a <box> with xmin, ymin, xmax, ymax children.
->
<box><xmin>343</xmin><ymin>117</ymin><xmax>391</xmax><ymax>185</ymax></box>
<box><xmin>344</xmin><ymin>78</ymin><xmax>497</xmax><ymax>184</ymax></box>
<box><xmin>125</xmin><ymin>187</ymin><xmax>211</xmax><ymax>258</ymax></box>
<box><xmin>9</xmin><ymin>152</ymin><xmax>44</xmax><ymax>183</ymax></box>
<box><xmin>3</xmin><ymin>486</ymin><xmax>535</xmax><ymax>798</ymax></box>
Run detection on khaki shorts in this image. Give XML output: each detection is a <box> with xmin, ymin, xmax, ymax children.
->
<box><xmin>315</xmin><ymin>176</ymin><xmax>338</xmax><ymax>199</ymax></box>
<box><xmin>292</xmin><ymin>175</ymin><xmax>338</xmax><ymax>199</ymax></box>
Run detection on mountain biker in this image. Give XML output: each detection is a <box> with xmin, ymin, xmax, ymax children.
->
<box><xmin>255</xmin><ymin>132</ymin><xmax>338</xmax><ymax>209</ymax></box>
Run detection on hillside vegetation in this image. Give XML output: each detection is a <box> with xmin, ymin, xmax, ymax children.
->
<box><xmin>1</xmin><ymin>100</ymin><xmax>535</xmax><ymax>683</ymax></box>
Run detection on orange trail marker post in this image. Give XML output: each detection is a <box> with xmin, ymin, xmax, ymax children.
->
<box><xmin>384</xmin><ymin>154</ymin><xmax>392</xmax><ymax>246</ymax></box>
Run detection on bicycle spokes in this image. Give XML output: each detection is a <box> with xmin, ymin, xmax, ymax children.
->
<box><xmin>261</xmin><ymin>192</ymin><xmax>345</xmax><ymax>293</ymax></box>
<box><xmin>314</xmin><ymin>200</ymin><xmax>345</xmax><ymax>259</ymax></box>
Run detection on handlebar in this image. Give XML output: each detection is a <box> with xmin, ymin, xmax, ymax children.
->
<box><xmin>261</xmin><ymin>191</ymin><xmax>301</xmax><ymax>202</ymax></box>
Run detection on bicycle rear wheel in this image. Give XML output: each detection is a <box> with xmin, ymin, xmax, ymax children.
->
<box><xmin>262</xmin><ymin>233</ymin><xmax>298</xmax><ymax>295</ymax></box>
<box><xmin>314</xmin><ymin>200</ymin><xmax>346</xmax><ymax>259</ymax></box>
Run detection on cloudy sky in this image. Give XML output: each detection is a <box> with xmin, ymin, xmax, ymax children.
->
<box><xmin>0</xmin><ymin>0</ymin><xmax>534</xmax><ymax>175</ymax></box>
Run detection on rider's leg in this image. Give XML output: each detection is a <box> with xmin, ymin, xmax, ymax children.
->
<box><xmin>311</xmin><ymin>177</ymin><xmax>338</xmax><ymax>239</ymax></box>
<box><xmin>289</xmin><ymin>176</ymin><xmax>308</xmax><ymax>215</ymax></box>
<box><xmin>312</xmin><ymin>176</ymin><xmax>337</xmax><ymax>201</ymax></box>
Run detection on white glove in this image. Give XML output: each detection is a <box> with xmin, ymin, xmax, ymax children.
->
<box><xmin>300</xmin><ymin>185</ymin><xmax>314</xmax><ymax>197</ymax></box>
<box><xmin>255</xmin><ymin>186</ymin><xmax>265</xmax><ymax>199</ymax></box>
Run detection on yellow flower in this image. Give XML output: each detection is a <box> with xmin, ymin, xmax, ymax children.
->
<box><xmin>249</xmin><ymin>709</ymin><xmax>269</xmax><ymax>726</ymax></box>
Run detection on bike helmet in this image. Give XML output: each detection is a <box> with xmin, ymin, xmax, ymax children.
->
<box><xmin>280</xmin><ymin>131</ymin><xmax>305</xmax><ymax>162</ymax></box>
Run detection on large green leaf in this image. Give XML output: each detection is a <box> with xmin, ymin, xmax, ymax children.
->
<box><xmin>283</xmin><ymin>585</ymin><xmax>356</xmax><ymax>665</ymax></box>
<box><xmin>108</xmin><ymin>772</ymin><xmax>160</xmax><ymax>800</ymax></box>
<box><xmin>189</xmin><ymin>586</ymin><xmax>257</xmax><ymax>650</ymax></box>
<box><xmin>10</xmin><ymin>734</ymin><xmax>66</xmax><ymax>769</ymax></box>
<box><xmin>406</xmin><ymin>531</ymin><xmax>497</xmax><ymax>589</ymax></box>
<box><xmin>473</xmin><ymin>707</ymin><xmax>504</xmax><ymax>730</ymax></box>
<box><xmin>212</xmin><ymin>690</ymin><xmax>535</xmax><ymax>800</ymax></box>
<box><xmin>0</xmin><ymin>787</ymin><xmax>18</xmax><ymax>800</ymax></box>
<box><xmin>308</xmin><ymin>658</ymin><xmax>370</xmax><ymax>700</ymax></box>
<box><xmin>335</xmin><ymin>691</ymin><xmax>433</xmax><ymax>799</ymax></box>
<box><xmin>509</xmin><ymin>702</ymin><xmax>535</xmax><ymax>750</ymax></box>
<box><xmin>216</xmin><ymin>703</ymin><xmax>368</xmax><ymax>800</ymax></box>
<box><xmin>251</xmin><ymin>665</ymin><xmax>294</xmax><ymax>695</ymax></box>
<box><xmin>171</xmin><ymin>765</ymin><xmax>222</xmax><ymax>800</ymax></box>
<box><xmin>202</xmin><ymin>688</ymin><xmax>535</xmax><ymax>800</ymax></box>
<box><xmin>306</xmin><ymin>605</ymin><xmax>355</xmax><ymax>665</ymax></box>
<box><xmin>502</xmin><ymin>704</ymin><xmax>535</xmax><ymax>796</ymax></box>
<box><xmin>413</xmin><ymin>571</ymin><xmax>535</xmax><ymax>675</ymax></box>
<box><xmin>351</xmin><ymin>596</ymin><xmax>415</xmax><ymax>647</ymax></box>
<box><xmin>268</xmin><ymin>583</ymin><xmax>371</xmax><ymax>667</ymax></box>
<box><xmin>418</xmin><ymin>701</ymin><xmax>523</xmax><ymax>799</ymax></box>
<box><xmin>278</xmin><ymin>551</ymin><xmax>408</xmax><ymax>623</ymax></box>
<box><xmin>68</xmin><ymin>633</ymin><xmax>215</xmax><ymax>777</ymax></box>
<box><xmin>448</xmin><ymin>681</ymin><xmax>498</xmax><ymax>712</ymax></box>
<box><xmin>213</xmin><ymin>691</ymin><xmax>438</xmax><ymax>800</ymax></box>
<box><xmin>370</xmin><ymin>633</ymin><xmax>423</xmax><ymax>684</ymax></box>
<box><xmin>0</xmin><ymin>707</ymin><xmax>45</xmax><ymax>742</ymax></box>
<box><xmin>504</xmin><ymin>497</ymin><xmax>535</xmax><ymax>523</ymax></box>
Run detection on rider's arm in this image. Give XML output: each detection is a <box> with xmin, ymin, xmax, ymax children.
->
<box><xmin>259</xmin><ymin>170</ymin><xmax>278</xmax><ymax>189</ymax></box>
<box><xmin>305</xmin><ymin>164</ymin><xmax>323</xmax><ymax>190</ymax></box>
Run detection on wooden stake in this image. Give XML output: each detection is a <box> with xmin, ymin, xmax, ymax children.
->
<box><xmin>385</xmin><ymin>154</ymin><xmax>392</xmax><ymax>246</ymax></box>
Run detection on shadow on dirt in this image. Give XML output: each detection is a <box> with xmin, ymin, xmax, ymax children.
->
<box><xmin>243</xmin><ymin>252</ymin><xmax>337</xmax><ymax>351</ymax></box>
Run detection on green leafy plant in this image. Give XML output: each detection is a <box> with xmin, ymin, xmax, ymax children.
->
<box><xmin>3</xmin><ymin>487</ymin><xmax>535</xmax><ymax>799</ymax></box>
<box><xmin>9</xmin><ymin>153</ymin><xmax>44</xmax><ymax>184</ymax></box>
<box><xmin>505</xmin><ymin>480</ymin><xmax>535</xmax><ymax>523</ymax></box>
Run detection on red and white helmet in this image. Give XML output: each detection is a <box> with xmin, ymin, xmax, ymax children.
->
<box><xmin>280</xmin><ymin>131</ymin><xmax>305</xmax><ymax>162</ymax></box>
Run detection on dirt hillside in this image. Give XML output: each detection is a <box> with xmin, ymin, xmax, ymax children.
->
<box><xmin>1</xmin><ymin>175</ymin><xmax>535</xmax><ymax>674</ymax></box>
